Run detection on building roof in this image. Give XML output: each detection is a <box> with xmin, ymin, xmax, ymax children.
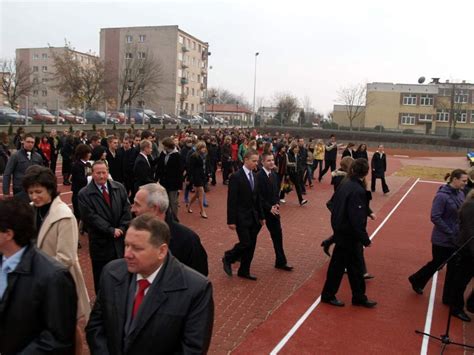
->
<box><xmin>207</xmin><ymin>104</ymin><xmax>252</xmax><ymax>114</ymax></box>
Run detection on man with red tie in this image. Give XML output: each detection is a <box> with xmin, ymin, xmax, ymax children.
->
<box><xmin>86</xmin><ymin>215</ymin><xmax>214</xmax><ymax>354</ymax></box>
<box><xmin>78</xmin><ymin>160</ymin><xmax>131</xmax><ymax>292</ymax></box>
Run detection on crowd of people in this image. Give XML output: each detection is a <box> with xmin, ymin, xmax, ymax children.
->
<box><xmin>0</xmin><ymin>124</ymin><xmax>472</xmax><ymax>354</ymax></box>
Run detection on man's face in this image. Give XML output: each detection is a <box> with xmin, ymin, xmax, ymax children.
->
<box><xmin>23</xmin><ymin>137</ymin><xmax>35</xmax><ymax>151</ymax></box>
<box><xmin>379</xmin><ymin>145</ymin><xmax>384</xmax><ymax>151</ymax></box>
<box><xmin>123</xmin><ymin>139</ymin><xmax>131</xmax><ymax>150</ymax></box>
<box><xmin>134</xmin><ymin>137</ymin><xmax>141</xmax><ymax>147</ymax></box>
<box><xmin>262</xmin><ymin>155</ymin><xmax>275</xmax><ymax>171</ymax></box>
<box><xmin>298</xmin><ymin>138</ymin><xmax>304</xmax><ymax>147</ymax></box>
<box><xmin>330</xmin><ymin>136</ymin><xmax>336</xmax><ymax>143</ymax></box>
<box><xmin>244</xmin><ymin>154</ymin><xmax>259</xmax><ymax>171</ymax></box>
<box><xmin>92</xmin><ymin>164</ymin><xmax>109</xmax><ymax>185</ymax></box>
<box><xmin>131</xmin><ymin>189</ymin><xmax>156</xmax><ymax>216</ymax></box>
<box><xmin>109</xmin><ymin>139</ymin><xmax>119</xmax><ymax>151</ymax></box>
<box><xmin>143</xmin><ymin>144</ymin><xmax>152</xmax><ymax>156</ymax></box>
<box><xmin>91</xmin><ymin>140</ymin><xmax>100</xmax><ymax>148</ymax></box>
<box><xmin>124</xmin><ymin>227</ymin><xmax>167</xmax><ymax>277</ymax></box>
<box><xmin>50</xmin><ymin>129</ymin><xmax>57</xmax><ymax>137</ymax></box>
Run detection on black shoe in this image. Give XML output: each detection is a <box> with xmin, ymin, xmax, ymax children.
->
<box><xmin>363</xmin><ymin>273</ymin><xmax>375</xmax><ymax>280</ymax></box>
<box><xmin>63</xmin><ymin>181</ymin><xmax>71</xmax><ymax>186</ymax></box>
<box><xmin>451</xmin><ymin>311</ymin><xmax>471</xmax><ymax>322</ymax></box>
<box><xmin>300</xmin><ymin>200</ymin><xmax>308</xmax><ymax>206</ymax></box>
<box><xmin>352</xmin><ymin>299</ymin><xmax>377</xmax><ymax>308</ymax></box>
<box><xmin>237</xmin><ymin>273</ymin><xmax>257</xmax><ymax>281</ymax></box>
<box><xmin>408</xmin><ymin>276</ymin><xmax>423</xmax><ymax>295</ymax></box>
<box><xmin>321</xmin><ymin>298</ymin><xmax>345</xmax><ymax>307</ymax></box>
<box><xmin>321</xmin><ymin>240</ymin><xmax>331</xmax><ymax>257</ymax></box>
<box><xmin>222</xmin><ymin>257</ymin><xmax>232</xmax><ymax>276</ymax></box>
<box><xmin>275</xmin><ymin>264</ymin><xmax>294</xmax><ymax>271</ymax></box>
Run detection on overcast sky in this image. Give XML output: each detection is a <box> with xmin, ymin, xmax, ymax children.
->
<box><xmin>1</xmin><ymin>0</ymin><xmax>473</xmax><ymax>114</ymax></box>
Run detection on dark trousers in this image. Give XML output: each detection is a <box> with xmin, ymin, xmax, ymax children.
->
<box><xmin>224</xmin><ymin>223</ymin><xmax>262</xmax><ymax>275</ymax></box>
<box><xmin>265</xmin><ymin>215</ymin><xmax>287</xmax><ymax>267</ymax></box>
<box><xmin>324</xmin><ymin>235</ymin><xmax>368</xmax><ymax>274</ymax></box>
<box><xmin>50</xmin><ymin>154</ymin><xmax>58</xmax><ymax>174</ymax></box>
<box><xmin>288</xmin><ymin>172</ymin><xmax>304</xmax><ymax>203</ymax></box>
<box><xmin>91</xmin><ymin>259</ymin><xmax>111</xmax><ymax>293</ymax></box>
<box><xmin>322</xmin><ymin>243</ymin><xmax>367</xmax><ymax>303</ymax></box>
<box><xmin>222</xmin><ymin>161</ymin><xmax>232</xmax><ymax>183</ymax></box>
<box><xmin>312</xmin><ymin>159</ymin><xmax>323</xmax><ymax>178</ymax></box>
<box><xmin>371</xmin><ymin>174</ymin><xmax>389</xmax><ymax>193</ymax></box>
<box><xmin>409</xmin><ymin>244</ymin><xmax>456</xmax><ymax>302</ymax></box>
<box><xmin>210</xmin><ymin>161</ymin><xmax>218</xmax><ymax>184</ymax></box>
<box><xmin>450</xmin><ymin>254</ymin><xmax>474</xmax><ymax>312</ymax></box>
<box><xmin>319</xmin><ymin>159</ymin><xmax>336</xmax><ymax>180</ymax></box>
<box><xmin>467</xmin><ymin>289</ymin><xmax>474</xmax><ymax>312</ymax></box>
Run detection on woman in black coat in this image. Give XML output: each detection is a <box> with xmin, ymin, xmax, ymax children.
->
<box><xmin>286</xmin><ymin>143</ymin><xmax>307</xmax><ymax>206</ymax></box>
<box><xmin>187</xmin><ymin>141</ymin><xmax>210</xmax><ymax>218</ymax></box>
<box><xmin>221</xmin><ymin>136</ymin><xmax>233</xmax><ymax>185</ymax></box>
<box><xmin>371</xmin><ymin>144</ymin><xmax>390</xmax><ymax>193</ymax></box>
<box><xmin>71</xmin><ymin>144</ymin><xmax>92</xmax><ymax>221</ymax></box>
<box><xmin>61</xmin><ymin>136</ymin><xmax>75</xmax><ymax>186</ymax></box>
<box><xmin>354</xmin><ymin>144</ymin><xmax>368</xmax><ymax>160</ymax></box>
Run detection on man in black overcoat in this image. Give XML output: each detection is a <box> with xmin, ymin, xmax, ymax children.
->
<box><xmin>222</xmin><ymin>149</ymin><xmax>265</xmax><ymax>280</ymax></box>
<box><xmin>78</xmin><ymin>160</ymin><xmax>132</xmax><ymax>292</ymax></box>
<box><xmin>133</xmin><ymin>139</ymin><xmax>156</xmax><ymax>195</ymax></box>
<box><xmin>371</xmin><ymin>144</ymin><xmax>390</xmax><ymax>194</ymax></box>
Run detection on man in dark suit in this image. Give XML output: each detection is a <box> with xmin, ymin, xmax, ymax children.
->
<box><xmin>86</xmin><ymin>215</ymin><xmax>214</xmax><ymax>354</ymax></box>
<box><xmin>133</xmin><ymin>139</ymin><xmax>155</xmax><ymax>196</ymax></box>
<box><xmin>123</xmin><ymin>134</ymin><xmax>141</xmax><ymax>201</ymax></box>
<box><xmin>78</xmin><ymin>160</ymin><xmax>132</xmax><ymax>292</ymax></box>
<box><xmin>89</xmin><ymin>135</ymin><xmax>106</xmax><ymax>161</ymax></box>
<box><xmin>257</xmin><ymin>152</ymin><xmax>293</xmax><ymax>271</ymax></box>
<box><xmin>371</xmin><ymin>144</ymin><xmax>390</xmax><ymax>194</ymax></box>
<box><xmin>0</xmin><ymin>199</ymin><xmax>77</xmax><ymax>355</ymax></box>
<box><xmin>131</xmin><ymin>183</ymin><xmax>208</xmax><ymax>276</ymax></box>
<box><xmin>106</xmin><ymin>135</ymin><xmax>123</xmax><ymax>183</ymax></box>
<box><xmin>222</xmin><ymin>149</ymin><xmax>265</xmax><ymax>280</ymax></box>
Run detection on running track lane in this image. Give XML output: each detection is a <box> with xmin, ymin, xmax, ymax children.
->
<box><xmin>233</xmin><ymin>179</ymin><xmax>467</xmax><ymax>354</ymax></box>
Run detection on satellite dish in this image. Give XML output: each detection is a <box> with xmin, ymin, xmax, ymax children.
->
<box><xmin>418</xmin><ymin>76</ymin><xmax>425</xmax><ymax>84</ymax></box>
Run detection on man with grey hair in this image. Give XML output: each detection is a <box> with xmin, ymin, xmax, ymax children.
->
<box><xmin>131</xmin><ymin>183</ymin><xmax>208</xmax><ymax>276</ymax></box>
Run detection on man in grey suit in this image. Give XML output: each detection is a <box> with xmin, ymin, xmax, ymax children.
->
<box><xmin>86</xmin><ymin>214</ymin><xmax>214</xmax><ymax>354</ymax></box>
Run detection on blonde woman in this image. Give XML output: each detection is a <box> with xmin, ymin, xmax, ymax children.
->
<box><xmin>187</xmin><ymin>141</ymin><xmax>210</xmax><ymax>218</ymax></box>
<box><xmin>313</xmin><ymin>139</ymin><xmax>325</xmax><ymax>180</ymax></box>
<box><xmin>23</xmin><ymin>166</ymin><xmax>91</xmax><ymax>354</ymax></box>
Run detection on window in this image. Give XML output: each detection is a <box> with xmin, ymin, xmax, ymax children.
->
<box><xmin>179</xmin><ymin>35</ymin><xmax>184</xmax><ymax>44</ymax></box>
<box><xmin>186</xmin><ymin>39</ymin><xmax>190</xmax><ymax>48</ymax></box>
<box><xmin>177</xmin><ymin>69</ymin><xmax>182</xmax><ymax>77</ymax></box>
<box><xmin>471</xmin><ymin>112</ymin><xmax>474</xmax><ymax>123</ymax></box>
<box><xmin>402</xmin><ymin>94</ymin><xmax>417</xmax><ymax>105</ymax></box>
<box><xmin>33</xmin><ymin>78</ymin><xmax>39</xmax><ymax>84</ymax></box>
<box><xmin>418</xmin><ymin>114</ymin><xmax>432</xmax><ymax>122</ymax></box>
<box><xmin>454</xmin><ymin>90</ymin><xmax>468</xmax><ymax>103</ymax></box>
<box><xmin>439</xmin><ymin>88</ymin><xmax>451</xmax><ymax>96</ymax></box>
<box><xmin>436</xmin><ymin>109</ymin><xmax>449</xmax><ymax>122</ymax></box>
<box><xmin>33</xmin><ymin>90</ymin><xmax>38</xmax><ymax>96</ymax></box>
<box><xmin>33</xmin><ymin>54</ymin><xmax>39</xmax><ymax>60</ymax></box>
<box><xmin>42</xmin><ymin>66</ymin><xmax>47</xmax><ymax>72</ymax></box>
<box><xmin>138</xmin><ymin>52</ymin><xmax>146</xmax><ymax>59</ymax></box>
<box><xmin>192</xmin><ymin>57</ymin><xmax>196</xmax><ymax>66</ymax></box>
<box><xmin>192</xmin><ymin>88</ymin><xmax>195</xmax><ymax>96</ymax></box>
<box><xmin>191</xmin><ymin>103</ymin><xmax>194</xmax><ymax>111</ymax></box>
<box><xmin>138</xmin><ymin>67</ymin><xmax>145</xmax><ymax>74</ymax></box>
<box><xmin>185</xmin><ymin>103</ymin><xmax>189</xmax><ymax>110</ymax></box>
<box><xmin>125</xmin><ymin>53</ymin><xmax>133</xmax><ymax>59</ymax></box>
<box><xmin>456</xmin><ymin>111</ymin><xmax>467</xmax><ymax>123</ymax></box>
<box><xmin>192</xmin><ymin>41</ymin><xmax>196</xmax><ymax>50</ymax></box>
<box><xmin>420</xmin><ymin>95</ymin><xmax>433</xmax><ymax>106</ymax></box>
<box><xmin>178</xmin><ymin>53</ymin><xmax>183</xmax><ymax>61</ymax></box>
<box><xmin>186</xmin><ymin>87</ymin><xmax>189</xmax><ymax>94</ymax></box>
<box><xmin>42</xmin><ymin>90</ymin><xmax>48</xmax><ymax>97</ymax></box>
<box><xmin>42</xmin><ymin>102</ymin><xmax>47</xmax><ymax>108</ymax></box>
<box><xmin>139</xmin><ymin>35</ymin><xmax>146</xmax><ymax>42</ymax></box>
<box><xmin>401</xmin><ymin>114</ymin><xmax>416</xmax><ymax>125</ymax></box>
<box><xmin>198</xmin><ymin>44</ymin><xmax>202</xmax><ymax>52</ymax></box>
<box><xmin>177</xmin><ymin>85</ymin><xmax>182</xmax><ymax>94</ymax></box>
<box><xmin>198</xmin><ymin>74</ymin><xmax>201</xmax><ymax>83</ymax></box>
<box><xmin>126</xmin><ymin>35</ymin><xmax>133</xmax><ymax>43</ymax></box>
<box><xmin>42</xmin><ymin>53</ymin><xmax>47</xmax><ymax>59</ymax></box>
<box><xmin>125</xmin><ymin>69</ymin><xmax>132</xmax><ymax>75</ymax></box>
<box><xmin>42</xmin><ymin>78</ymin><xmax>48</xmax><ymax>83</ymax></box>
<box><xmin>33</xmin><ymin>66</ymin><xmax>39</xmax><ymax>72</ymax></box>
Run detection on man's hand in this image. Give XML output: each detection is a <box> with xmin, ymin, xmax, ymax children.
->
<box><xmin>114</xmin><ymin>229</ymin><xmax>123</xmax><ymax>238</ymax></box>
<box><xmin>228</xmin><ymin>224</ymin><xmax>236</xmax><ymax>230</ymax></box>
<box><xmin>369</xmin><ymin>213</ymin><xmax>376</xmax><ymax>221</ymax></box>
<box><xmin>260</xmin><ymin>219</ymin><xmax>265</xmax><ymax>226</ymax></box>
<box><xmin>270</xmin><ymin>205</ymin><xmax>280</xmax><ymax>216</ymax></box>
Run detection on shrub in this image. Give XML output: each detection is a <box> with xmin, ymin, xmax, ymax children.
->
<box><xmin>450</xmin><ymin>131</ymin><xmax>461</xmax><ymax>140</ymax></box>
<box><xmin>69</xmin><ymin>125</ymin><xmax>73</xmax><ymax>133</ymax></box>
<box><xmin>92</xmin><ymin>123</ymin><xmax>96</xmax><ymax>132</ymax></box>
<box><xmin>41</xmin><ymin>123</ymin><xmax>45</xmax><ymax>134</ymax></box>
<box><xmin>374</xmin><ymin>125</ymin><xmax>385</xmax><ymax>132</ymax></box>
<box><xmin>321</xmin><ymin>121</ymin><xmax>339</xmax><ymax>130</ymax></box>
<box><xmin>162</xmin><ymin>123</ymin><xmax>166</xmax><ymax>130</ymax></box>
<box><xmin>112</xmin><ymin>122</ymin><xmax>117</xmax><ymax>131</ymax></box>
<box><xmin>402</xmin><ymin>129</ymin><xmax>414</xmax><ymax>134</ymax></box>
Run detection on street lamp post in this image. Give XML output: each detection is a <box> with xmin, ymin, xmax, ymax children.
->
<box><xmin>252</xmin><ymin>52</ymin><xmax>259</xmax><ymax>128</ymax></box>
<box><xmin>236</xmin><ymin>101</ymin><xmax>239</xmax><ymax>128</ymax></box>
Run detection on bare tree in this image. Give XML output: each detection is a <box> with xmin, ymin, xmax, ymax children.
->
<box><xmin>207</xmin><ymin>87</ymin><xmax>250</xmax><ymax>107</ymax></box>
<box><xmin>1</xmin><ymin>58</ymin><xmax>35</xmax><ymax>109</ymax></box>
<box><xmin>274</xmin><ymin>92</ymin><xmax>299</xmax><ymax>124</ymax></box>
<box><xmin>118</xmin><ymin>45</ymin><xmax>163</xmax><ymax>108</ymax></box>
<box><xmin>81</xmin><ymin>57</ymin><xmax>106</xmax><ymax>109</ymax></box>
<box><xmin>336</xmin><ymin>83</ymin><xmax>369</xmax><ymax>131</ymax></box>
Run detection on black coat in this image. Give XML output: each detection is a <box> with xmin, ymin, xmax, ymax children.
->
<box><xmin>78</xmin><ymin>180</ymin><xmax>132</xmax><ymax>261</ymax></box>
<box><xmin>458</xmin><ymin>199</ymin><xmax>474</xmax><ymax>258</ymax></box>
<box><xmin>0</xmin><ymin>244</ymin><xmax>77</xmax><ymax>355</ymax></box>
<box><xmin>71</xmin><ymin>160</ymin><xmax>89</xmax><ymax>194</ymax></box>
<box><xmin>133</xmin><ymin>153</ymin><xmax>155</xmax><ymax>191</ymax></box>
<box><xmin>106</xmin><ymin>149</ymin><xmax>123</xmax><ymax>183</ymax></box>
<box><xmin>341</xmin><ymin>149</ymin><xmax>354</xmax><ymax>158</ymax></box>
<box><xmin>256</xmin><ymin>169</ymin><xmax>280</xmax><ymax>219</ymax></box>
<box><xmin>188</xmin><ymin>153</ymin><xmax>208</xmax><ymax>187</ymax></box>
<box><xmin>371</xmin><ymin>151</ymin><xmax>387</xmax><ymax>178</ymax></box>
<box><xmin>167</xmin><ymin>217</ymin><xmax>209</xmax><ymax>276</ymax></box>
<box><xmin>86</xmin><ymin>254</ymin><xmax>214</xmax><ymax>355</ymax></box>
<box><xmin>156</xmin><ymin>150</ymin><xmax>183</xmax><ymax>191</ymax></box>
<box><xmin>330</xmin><ymin>177</ymin><xmax>371</xmax><ymax>247</ymax></box>
<box><xmin>354</xmin><ymin>150</ymin><xmax>368</xmax><ymax>161</ymax></box>
<box><xmin>227</xmin><ymin>168</ymin><xmax>264</xmax><ymax>227</ymax></box>
<box><xmin>123</xmin><ymin>147</ymin><xmax>139</xmax><ymax>181</ymax></box>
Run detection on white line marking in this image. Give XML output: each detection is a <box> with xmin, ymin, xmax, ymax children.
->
<box><xmin>394</xmin><ymin>155</ymin><xmax>410</xmax><ymax>158</ymax></box>
<box><xmin>420</xmin><ymin>272</ymin><xmax>438</xmax><ymax>355</ymax></box>
<box><xmin>270</xmin><ymin>178</ymin><xmax>420</xmax><ymax>354</ymax></box>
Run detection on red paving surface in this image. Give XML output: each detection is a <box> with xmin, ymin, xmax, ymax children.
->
<box><xmin>1</xmin><ymin>150</ymin><xmax>473</xmax><ymax>354</ymax></box>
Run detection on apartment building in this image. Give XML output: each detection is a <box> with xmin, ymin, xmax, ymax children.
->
<box><xmin>333</xmin><ymin>80</ymin><xmax>474</xmax><ymax>135</ymax></box>
<box><xmin>100</xmin><ymin>25</ymin><xmax>209</xmax><ymax>116</ymax></box>
<box><xmin>16</xmin><ymin>47</ymin><xmax>96</xmax><ymax>110</ymax></box>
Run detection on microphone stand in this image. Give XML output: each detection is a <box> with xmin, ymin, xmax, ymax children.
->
<box><xmin>415</xmin><ymin>235</ymin><xmax>474</xmax><ymax>354</ymax></box>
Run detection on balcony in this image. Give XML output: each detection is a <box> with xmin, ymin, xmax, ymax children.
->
<box><xmin>180</xmin><ymin>77</ymin><xmax>188</xmax><ymax>85</ymax></box>
<box><xmin>180</xmin><ymin>93</ymin><xmax>188</xmax><ymax>101</ymax></box>
<box><xmin>201</xmin><ymin>67</ymin><xmax>207</xmax><ymax>75</ymax></box>
<box><xmin>181</xmin><ymin>63</ymin><xmax>188</xmax><ymax>69</ymax></box>
<box><xmin>182</xmin><ymin>46</ymin><xmax>189</xmax><ymax>52</ymax></box>
<box><xmin>200</xmin><ymin>83</ymin><xmax>206</xmax><ymax>90</ymax></box>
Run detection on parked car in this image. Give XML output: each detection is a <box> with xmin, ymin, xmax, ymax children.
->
<box><xmin>19</xmin><ymin>108</ymin><xmax>60</xmax><ymax>124</ymax></box>
<box><xmin>0</xmin><ymin>107</ymin><xmax>30</xmax><ymax>125</ymax></box>
<box><xmin>107</xmin><ymin>111</ymin><xmax>126</xmax><ymax>124</ymax></box>
<box><xmin>84</xmin><ymin>110</ymin><xmax>106</xmax><ymax>124</ymax></box>
<box><xmin>49</xmin><ymin>109</ymin><xmax>85</xmax><ymax>124</ymax></box>
<box><xmin>178</xmin><ymin>116</ymin><xmax>191</xmax><ymax>125</ymax></box>
<box><xmin>211</xmin><ymin>116</ymin><xmax>226</xmax><ymax>125</ymax></box>
<box><xmin>120</xmin><ymin>109</ymin><xmax>150</xmax><ymax>124</ymax></box>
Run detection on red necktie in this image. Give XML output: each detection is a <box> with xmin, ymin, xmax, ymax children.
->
<box><xmin>101</xmin><ymin>185</ymin><xmax>111</xmax><ymax>206</ymax></box>
<box><xmin>132</xmin><ymin>279</ymin><xmax>150</xmax><ymax>318</ymax></box>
